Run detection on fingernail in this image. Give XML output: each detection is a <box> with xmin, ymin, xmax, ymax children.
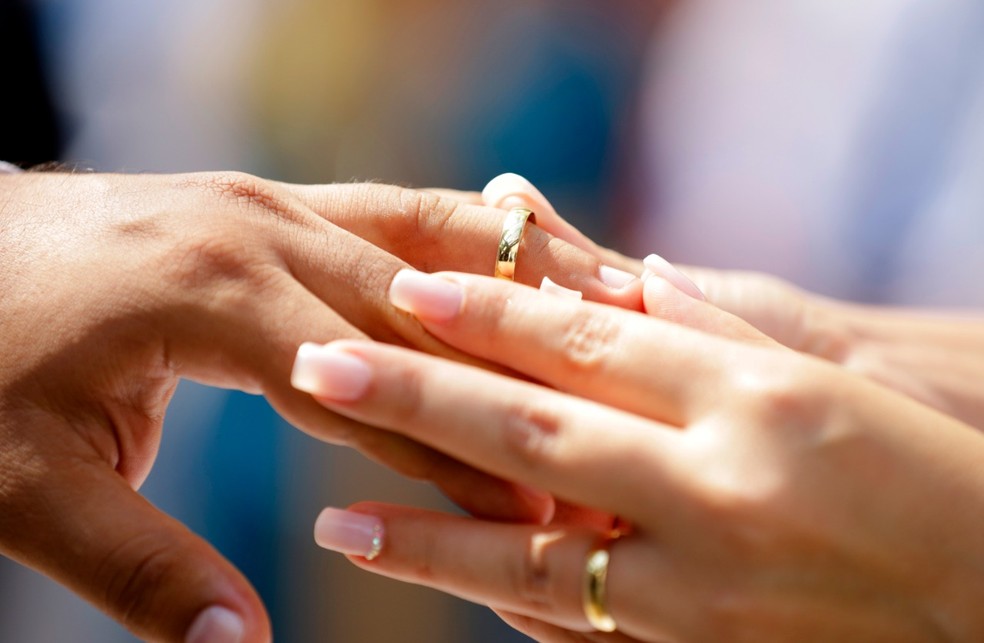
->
<box><xmin>642</xmin><ymin>254</ymin><xmax>706</xmax><ymax>301</ymax></box>
<box><xmin>599</xmin><ymin>265</ymin><xmax>638</xmax><ymax>290</ymax></box>
<box><xmin>291</xmin><ymin>343</ymin><xmax>371</xmax><ymax>401</ymax></box>
<box><xmin>482</xmin><ymin>172</ymin><xmax>543</xmax><ymax>209</ymax></box>
<box><xmin>539</xmin><ymin>276</ymin><xmax>583</xmax><ymax>300</ymax></box>
<box><xmin>389</xmin><ymin>269</ymin><xmax>463</xmax><ymax>322</ymax></box>
<box><xmin>500</xmin><ymin>195</ymin><xmax>531</xmax><ymax>210</ymax></box>
<box><xmin>315</xmin><ymin>508</ymin><xmax>385</xmax><ymax>561</ymax></box>
<box><xmin>186</xmin><ymin>606</ymin><xmax>244</xmax><ymax>643</ymax></box>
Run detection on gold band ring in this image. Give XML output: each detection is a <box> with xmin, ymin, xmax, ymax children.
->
<box><xmin>494</xmin><ymin>207</ymin><xmax>536</xmax><ymax>280</ymax></box>
<box><xmin>582</xmin><ymin>532</ymin><xmax>620</xmax><ymax>632</ymax></box>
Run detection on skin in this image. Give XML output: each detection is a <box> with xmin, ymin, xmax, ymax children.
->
<box><xmin>0</xmin><ymin>170</ymin><xmax>643</xmax><ymax>643</ymax></box>
<box><xmin>301</xmin><ymin>271</ymin><xmax>984</xmax><ymax>642</ymax></box>
<box><xmin>468</xmin><ymin>175</ymin><xmax>984</xmax><ymax>430</ymax></box>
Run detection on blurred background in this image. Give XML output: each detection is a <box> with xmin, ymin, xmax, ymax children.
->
<box><xmin>2</xmin><ymin>0</ymin><xmax>983</xmax><ymax>641</ymax></box>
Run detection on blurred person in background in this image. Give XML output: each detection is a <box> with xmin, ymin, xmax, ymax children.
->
<box><xmin>628</xmin><ymin>0</ymin><xmax>984</xmax><ymax>307</ymax></box>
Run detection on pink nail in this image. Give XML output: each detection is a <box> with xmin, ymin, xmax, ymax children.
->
<box><xmin>389</xmin><ymin>269</ymin><xmax>463</xmax><ymax>322</ymax></box>
<box><xmin>539</xmin><ymin>276</ymin><xmax>583</xmax><ymax>300</ymax></box>
<box><xmin>482</xmin><ymin>173</ymin><xmax>543</xmax><ymax>209</ymax></box>
<box><xmin>598</xmin><ymin>265</ymin><xmax>637</xmax><ymax>289</ymax></box>
<box><xmin>642</xmin><ymin>254</ymin><xmax>705</xmax><ymax>301</ymax></box>
<box><xmin>314</xmin><ymin>508</ymin><xmax>385</xmax><ymax>560</ymax></box>
<box><xmin>185</xmin><ymin>606</ymin><xmax>244</xmax><ymax>643</ymax></box>
<box><xmin>291</xmin><ymin>343</ymin><xmax>372</xmax><ymax>401</ymax></box>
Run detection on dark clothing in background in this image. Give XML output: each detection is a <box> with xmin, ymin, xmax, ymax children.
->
<box><xmin>1</xmin><ymin>0</ymin><xmax>62</xmax><ymax>166</ymax></box>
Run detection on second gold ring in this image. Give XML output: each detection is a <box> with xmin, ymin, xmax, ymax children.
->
<box><xmin>582</xmin><ymin>531</ymin><xmax>621</xmax><ymax>633</ymax></box>
<box><xmin>494</xmin><ymin>207</ymin><xmax>536</xmax><ymax>280</ymax></box>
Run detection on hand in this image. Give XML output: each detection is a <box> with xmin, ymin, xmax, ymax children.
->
<box><xmin>295</xmin><ymin>270</ymin><xmax>984</xmax><ymax>642</ymax></box>
<box><xmin>0</xmin><ymin>170</ymin><xmax>642</xmax><ymax>642</ymax></box>
<box><xmin>475</xmin><ymin>173</ymin><xmax>984</xmax><ymax>430</ymax></box>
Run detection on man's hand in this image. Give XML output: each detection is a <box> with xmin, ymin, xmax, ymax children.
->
<box><xmin>0</xmin><ymin>171</ymin><xmax>642</xmax><ymax>642</ymax></box>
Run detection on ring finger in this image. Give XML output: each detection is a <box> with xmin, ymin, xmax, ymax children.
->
<box><xmin>315</xmin><ymin>503</ymin><xmax>671</xmax><ymax>641</ymax></box>
<box><xmin>281</xmin><ymin>182</ymin><xmax>644</xmax><ymax>309</ymax></box>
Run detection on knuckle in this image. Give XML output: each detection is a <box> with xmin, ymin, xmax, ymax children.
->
<box><xmin>164</xmin><ymin>223</ymin><xmax>283</xmax><ymax>299</ymax></box>
<box><xmin>97</xmin><ymin>533</ymin><xmax>182</xmax><ymax>628</ymax></box>
<box><xmin>409</xmin><ymin>527</ymin><xmax>440</xmax><ymax>583</ymax></box>
<box><xmin>168</xmin><ymin>231</ymin><xmax>253</xmax><ymax>289</ymax></box>
<box><xmin>556</xmin><ymin>309</ymin><xmax>621</xmax><ymax>376</ymax></box>
<box><xmin>399</xmin><ymin>188</ymin><xmax>458</xmax><ymax>240</ymax></box>
<box><xmin>389</xmin><ymin>188</ymin><xmax>463</xmax><ymax>263</ymax></box>
<box><xmin>384</xmin><ymin>365</ymin><xmax>429</xmax><ymax>431</ymax></box>
<box><xmin>693</xmin><ymin>476</ymin><xmax>782</xmax><ymax>560</ymax></box>
<box><xmin>500</xmin><ymin>401</ymin><xmax>564</xmax><ymax>471</ymax></box>
<box><xmin>508</xmin><ymin>532</ymin><xmax>559</xmax><ymax>610</ymax></box>
<box><xmin>727</xmin><ymin>357</ymin><xmax>828</xmax><ymax>431</ymax></box>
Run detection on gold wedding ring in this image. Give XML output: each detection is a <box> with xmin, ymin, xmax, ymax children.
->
<box><xmin>494</xmin><ymin>207</ymin><xmax>536</xmax><ymax>280</ymax></box>
<box><xmin>582</xmin><ymin>532</ymin><xmax>620</xmax><ymax>632</ymax></box>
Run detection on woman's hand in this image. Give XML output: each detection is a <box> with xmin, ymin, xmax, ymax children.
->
<box><xmin>296</xmin><ymin>271</ymin><xmax>984</xmax><ymax>642</ymax></box>
<box><xmin>477</xmin><ymin>173</ymin><xmax>984</xmax><ymax>430</ymax></box>
<box><xmin>0</xmin><ymin>170</ymin><xmax>641</xmax><ymax>643</ymax></box>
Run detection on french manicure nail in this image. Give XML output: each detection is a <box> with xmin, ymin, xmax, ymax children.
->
<box><xmin>389</xmin><ymin>269</ymin><xmax>463</xmax><ymax>321</ymax></box>
<box><xmin>642</xmin><ymin>254</ymin><xmax>706</xmax><ymax>301</ymax></box>
<box><xmin>315</xmin><ymin>508</ymin><xmax>385</xmax><ymax>560</ymax></box>
<box><xmin>539</xmin><ymin>276</ymin><xmax>583</xmax><ymax>300</ymax></box>
<box><xmin>186</xmin><ymin>606</ymin><xmax>245</xmax><ymax>643</ymax></box>
<box><xmin>500</xmin><ymin>195</ymin><xmax>531</xmax><ymax>210</ymax></box>
<box><xmin>291</xmin><ymin>343</ymin><xmax>371</xmax><ymax>401</ymax></box>
<box><xmin>482</xmin><ymin>173</ymin><xmax>542</xmax><ymax>208</ymax></box>
<box><xmin>599</xmin><ymin>265</ymin><xmax>638</xmax><ymax>290</ymax></box>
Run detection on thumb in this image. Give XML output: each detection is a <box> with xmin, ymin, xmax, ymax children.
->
<box><xmin>1</xmin><ymin>454</ymin><xmax>269</xmax><ymax>643</ymax></box>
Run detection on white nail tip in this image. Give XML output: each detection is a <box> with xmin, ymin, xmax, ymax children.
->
<box><xmin>539</xmin><ymin>276</ymin><xmax>583</xmax><ymax>300</ymax></box>
<box><xmin>482</xmin><ymin>173</ymin><xmax>536</xmax><ymax>207</ymax></box>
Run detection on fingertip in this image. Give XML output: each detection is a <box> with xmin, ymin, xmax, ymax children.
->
<box><xmin>482</xmin><ymin>173</ymin><xmax>543</xmax><ymax>209</ymax></box>
<box><xmin>539</xmin><ymin>276</ymin><xmax>583</xmax><ymax>301</ymax></box>
<box><xmin>642</xmin><ymin>274</ymin><xmax>695</xmax><ymax>318</ymax></box>
<box><xmin>593</xmin><ymin>265</ymin><xmax>645</xmax><ymax>312</ymax></box>
<box><xmin>291</xmin><ymin>341</ymin><xmax>373</xmax><ymax>402</ymax></box>
<box><xmin>642</xmin><ymin>254</ymin><xmax>706</xmax><ymax>301</ymax></box>
<box><xmin>599</xmin><ymin>265</ymin><xmax>639</xmax><ymax>290</ymax></box>
<box><xmin>171</xmin><ymin>561</ymin><xmax>271</xmax><ymax>643</ymax></box>
<box><xmin>314</xmin><ymin>507</ymin><xmax>385</xmax><ymax>561</ymax></box>
<box><xmin>185</xmin><ymin>606</ymin><xmax>245</xmax><ymax>643</ymax></box>
<box><xmin>176</xmin><ymin>548</ymin><xmax>271</xmax><ymax>643</ymax></box>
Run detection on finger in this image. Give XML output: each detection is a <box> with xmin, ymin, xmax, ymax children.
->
<box><xmin>643</xmin><ymin>274</ymin><xmax>777</xmax><ymax>347</ymax></box>
<box><xmin>169</xmin><ymin>267</ymin><xmax>550</xmax><ymax>524</ymax></box>
<box><xmin>272</xmin><ymin>213</ymin><xmax>466</xmax><ymax>354</ymax></box>
<box><xmin>318</xmin><ymin>504</ymin><xmax>600</xmax><ymax>631</ymax></box>
<box><xmin>482</xmin><ymin>173</ymin><xmax>604</xmax><ymax>260</ymax></box>
<box><xmin>422</xmin><ymin>187</ymin><xmax>484</xmax><ymax>205</ymax></box>
<box><xmin>481</xmin><ymin>173</ymin><xmax>645</xmax><ymax>277</ymax></box>
<box><xmin>0</xmin><ymin>442</ymin><xmax>268</xmax><ymax>643</ymax></box>
<box><xmin>281</xmin><ymin>182</ymin><xmax>644</xmax><ymax>310</ymax></box>
<box><xmin>495</xmin><ymin>610</ymin><xmax>642</xmax><ymax>643</ymax></box>
<box><xmin>232</xmin><ymin>277</ymin><xmax>555</xmax><ymax>523</ymax></box>
<box><xmin>291</xmin><ymin>340</ymin><xmax>679</xmax><ymax>518</ymax></box>
<box><xmin>388</xmin><ymin>271</ymin><xmax>731</xmax><ymax>424</ymax></box>
<box><xmin>316</xmin><ymin>504</ymin><xmax>675</xmax><ymax>641</ymax></box>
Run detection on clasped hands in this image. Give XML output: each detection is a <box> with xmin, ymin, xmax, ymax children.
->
<box><xmin>1</xmin><ymin>170</ymin><xmax>982</xmax><ymax>643</ymax></box>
